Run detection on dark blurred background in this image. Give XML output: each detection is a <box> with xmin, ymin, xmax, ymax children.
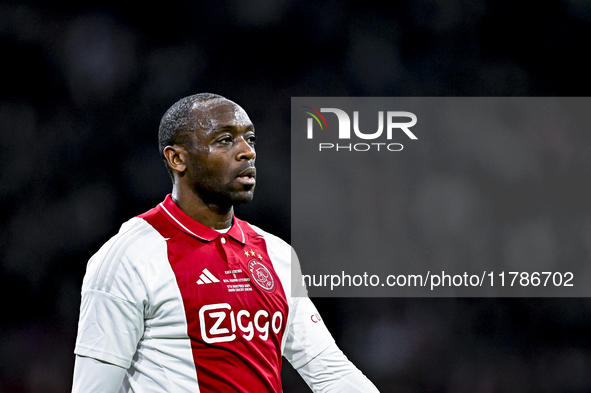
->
<box><xmin>1</xmin><ymin>0</ymin><xmax>591</xmax><ymax>392</ymax></box>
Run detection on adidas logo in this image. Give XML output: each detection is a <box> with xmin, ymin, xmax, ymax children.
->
<box><xmin>196</xmin><ymin>268</ymin><xmax>220</xmax><ymax>285</ymax></box>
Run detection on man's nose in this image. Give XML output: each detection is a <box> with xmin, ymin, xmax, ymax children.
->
<box><xmin>236</xmin><ymin>137</ymin><xmax>256</xmax><ymax>160</ymax></box>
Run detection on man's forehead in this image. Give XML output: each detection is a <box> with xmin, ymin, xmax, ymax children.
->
<box><xmin>190</xmin><ymin>98</ymin><xmax>253</xmax><ymax>131</ymax></box>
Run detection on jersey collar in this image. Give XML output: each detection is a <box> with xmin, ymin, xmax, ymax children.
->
<box><xmin>157</xmin><ymin>194</ymin><xmax>247</xmax><ymax>245</ymax></box>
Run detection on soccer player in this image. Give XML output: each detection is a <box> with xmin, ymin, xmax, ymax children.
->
<box><xmin>71</xmin><ymin>93</ymin><xmax>379</xmax><ymax>392</ymax></box>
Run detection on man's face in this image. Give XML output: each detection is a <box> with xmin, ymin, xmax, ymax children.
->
<box><xmin>183</xmin><ymin>98</ymin><xmax>257</xmax><ymax>207</ymax></box>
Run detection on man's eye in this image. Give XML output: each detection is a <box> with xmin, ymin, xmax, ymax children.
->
<box><xmin>219</xmin><ymin>137</ymin><xmax>233</xmax><ymax>144</ymax></box>
<box><xmin>247</xmin><ymin>136</ymin><xmax>256</xmax><ymax>145</ymax></box>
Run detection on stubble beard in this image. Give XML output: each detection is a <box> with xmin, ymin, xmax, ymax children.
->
<box><xmin>192</xmin><ymin>170</ymin><xmax>255</xmax><ymax>210</ymax></box>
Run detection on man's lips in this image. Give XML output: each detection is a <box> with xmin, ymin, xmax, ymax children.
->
<box><xmin>235</xmin><ymin>167</ymin><xmax>256</xmax><ymax>185</ymax></box>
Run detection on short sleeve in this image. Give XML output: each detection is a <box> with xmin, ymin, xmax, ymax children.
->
<box><xmin>75</xmin><ymin>289</ymin><xmax>144</xmax><ymax>368</ymax></box>
<box><xmin>74</xmin><ymin>218</ymin><xmax>155</xmax><ymax>369</ymax></box>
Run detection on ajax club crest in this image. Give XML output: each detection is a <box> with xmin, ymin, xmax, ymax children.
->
<box><xmin>248</xmin><ymin>260</ymin><xmax>276</xmax><ymax>293</ymax></box>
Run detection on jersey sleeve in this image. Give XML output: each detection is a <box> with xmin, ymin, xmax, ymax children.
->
<box><xmin>75</xmin><ymin>289</ymin><xmax>144</xmax><ymax>368</ymax></box>
<box><xmin>74</xmin><ymin>218</ymin><xmax>159</xmax><ymax>369</ymax></box>
<box><xmin>71</xmin><ymin>355</ymin><xmax>127</xmax><ymax>393</ymax></box>
<box><xmin>282</xmin><ymin>296</ymin><xmax>335</xmax><ymax>369</ymax></box>
<box><xmin>295</xmin><ymin>342</ymin><xmax>380</xmax><ymax>392</ymax></box>
<box><xmin>283</xmin><ymin>246</ymin><xmax>335</xmax><ymax>368</ymax></box>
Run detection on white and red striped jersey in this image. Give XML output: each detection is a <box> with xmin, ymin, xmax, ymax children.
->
<box><xmin>74</xmin><ymin>195</ymin><xmax>334</xmax><ymax>392</ymax></box>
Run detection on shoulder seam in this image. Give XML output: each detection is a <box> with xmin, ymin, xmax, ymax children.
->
<box><xmin>91</xmin><ymin>219</ymin><xmax>157</xmax><ymax>292</ymax></box>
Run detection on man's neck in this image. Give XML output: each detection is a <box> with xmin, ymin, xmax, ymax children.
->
<box><xmin>171</xmin><ymin>187</ymin><xmax>233</xmax><ymax>230</ymax></box>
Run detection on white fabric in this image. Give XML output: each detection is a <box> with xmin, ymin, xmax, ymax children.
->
<box><xmin>296</xmin><ymin>342</ymin><xmax>380</xmax><ymax>392</ymax></box>
<box><xmin>72</xmin><ymin>355</ymin><xmax>126</xmax><ymax>393</ymax></box>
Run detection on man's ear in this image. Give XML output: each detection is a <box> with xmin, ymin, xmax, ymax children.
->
<box><xmin>163</xmin><ymin>145</ymin><xmax>187</xmax><ymax>175</ymax></box>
